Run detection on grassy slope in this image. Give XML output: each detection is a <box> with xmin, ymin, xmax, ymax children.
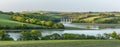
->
<box><xmin>0</xmin><ymin>40</ymin><xmax>120</xmax><ymax>47</ymax></box>
<box><xmin>0</xmin><ymin>14</ymin><xmax>41</xmax><ymax>27</ymax></box>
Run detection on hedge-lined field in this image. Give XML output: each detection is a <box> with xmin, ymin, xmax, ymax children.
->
<box><xmin>0</xmin><ymin>40</ymin><xmax>120</xmax><ymax>47</ymax></box>
<box><xmin>0</xmin><ymin>13</ymin><xmax>43</xmax><ymax>28</ymax></box>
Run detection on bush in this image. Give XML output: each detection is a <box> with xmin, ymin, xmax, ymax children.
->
<box><xmin>86</xmin><ymin>35</ymin><xmax>96</xmax><ymax>39</ymax></box>
<box><xmin>42</xmin><ymin>33</ymin><xmax>61</xmax><ymax>40</ymax></box>
<box><xmin>62</xmin><ymin>33</ymin><xmax>87</xmax><ymax>40</ymax></box>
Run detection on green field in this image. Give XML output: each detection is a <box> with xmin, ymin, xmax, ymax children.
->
<box><xmin>0</xmin><ymin>14</ymin><xmax>41</xmax><ymax>27</ymax></box>
<box><xmin>0</xmin><ymin>40</ymin><xmax>120</xmax><ymax>47</ymax></box>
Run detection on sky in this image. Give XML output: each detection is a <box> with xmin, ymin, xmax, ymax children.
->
<box><xmin>0</xmin><ymin>0</ymin><xmax>120</xmax><ymax>12</ymax></box>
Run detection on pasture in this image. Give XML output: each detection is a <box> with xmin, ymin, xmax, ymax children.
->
<box><xmin>0</xmin><ymin>40</ymin><xmax>120</xmax><ymax>47</ymax></box>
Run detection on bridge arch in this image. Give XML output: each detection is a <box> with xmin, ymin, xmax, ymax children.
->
<box><xmin>60</xmin><ymin>16</ymin><xmax>73</xmax><ymax>23</ymax></box>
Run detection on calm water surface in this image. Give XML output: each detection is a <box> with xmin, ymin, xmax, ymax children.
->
<box><xmin>8</xmin><ymin>28</ymin><xmax>120</xmax><ymax>40</ymax></box>
<box><xmin>8</xmin><ymin>23</ymin><xmax>120</xmax><ymax>40</ymax></box>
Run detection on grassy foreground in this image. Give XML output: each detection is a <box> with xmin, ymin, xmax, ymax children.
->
<box><xmin>0</xmin><ymin>40</ymin><xmax>120</xmax><ymax>47</ymax></box>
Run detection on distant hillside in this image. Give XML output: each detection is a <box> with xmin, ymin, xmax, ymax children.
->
<box><xmin>71</xmin><ymin>12</ymin><xmax>120</xmax><ymax>24</ymax></box>
<box><xmin>0</xmin><ymin>11</ymin><xmax>120</xmax><ymax>29</ymax></box>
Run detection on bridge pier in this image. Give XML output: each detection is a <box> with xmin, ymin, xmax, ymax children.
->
<box><xmin>61</xmin><ymin>19</ymin><xmax>72</xmax><ymax>23</ymax></box>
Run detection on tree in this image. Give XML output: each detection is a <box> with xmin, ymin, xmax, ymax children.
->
<box><xmin>25</xmin><ymin>19</ymin><xmax>30</xmax><ymax>23</ymax></box>
<box><xmin>41</xmin><ymin>21</ymin><xmax>46</xmax><ymax>26</ymax></box>
<box><xmin>29</xmin><ymin>18</ymin><xmax>36</xmax><ymax>24</ymax></box>
<box><xmin>30</xmin><ymin>30</ymin><xmax>42</xmax><ymax>40</ymax></box>
<box><xmin>45</xmin><ymin>21</ymin><xmax>53</xmax><ymax>27</ymax></box>
<box><xmin>110</xmin><ymin>31</ymin><xmax>118</xmax><ymax>39</ymax></box>
<box><xmin>20</xmin><ymin>31</ymin><xmax>31</xmax><ymax>40</ymax></box>
<box><xmin>52</xmin><ymin>24</ymin><xmax>59</xmax><ymax>29</ymax></box>
<box><xmin>86</xmin><ymin>35</ymin><xmax>96</xmax><ymax>39</ymax></box>
<box><xmin>51</xmin><ymin>33</ymin><xmax>61</xmax><ymax>40</ymax></box>
<box><xmin>42</xmin><ymin>33</ymin><xmax>61</xmax><ymax>40</ymax></box>
<box><xmin>11</xmin><ymin>15</ymin><xmax>17</xmax><ymax>20</ymax></box>
<box><xmin>57</xmin><ymin>23</ymin><xmax>64</xmax><ymax>29</ymax></box>
<box><xmin>15</xmin><ymin>16</ymin><xmax>25</xmax><ymax>22</ymax></box>
<box><xmin>118</xmin><ymin>34</ymin><xmax>120</xmax><ymax>40</ymax></box>
<box><xmin>52</xmin><ymin>23</ymin><xmax>64</xmax><ymax>29</ymax></box>
<box><xmin>36</xmin><ymin>21</ymin><xmax>42</xmax><ymax>25</ymax></box>
<box><xmin>19</xmin><ymin>30</ymin><xmax>42</xmax><ymax>40</ymax></box>
<box><xmin>62</xmin><ymin>33</ymin><xmax>80</xmax><ymax>40</ymax></box>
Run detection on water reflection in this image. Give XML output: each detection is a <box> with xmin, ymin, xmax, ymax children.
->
<box><xmin>8</xmin><ymin>33</ymin><xmax>21</xmax><ymax>41</ymax></box>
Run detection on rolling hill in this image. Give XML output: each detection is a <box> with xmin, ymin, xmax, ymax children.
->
<box><xmin>0</xmin><ymin>13</ymin><xmax>41</xmax><ymax>28</ymax></box>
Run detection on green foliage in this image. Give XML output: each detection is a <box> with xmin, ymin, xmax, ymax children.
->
<box><xmin>45</xmin><ymin>21</ymin><xmax>53</xmax><ymax>27</ymax></box>
<box><xmin>0</xmin><ymin>30</ymin><xmax>120</xmax><ymax>41</ymax></box>
<box><xmin>62</xmin><ymin>33</ymin><xmax>87</xmax><ymax>40</ymax></box>
<box><xmin>52</xmin><ymin>33</ymin><xmax>61</xmax><ymax>40</ymax></box>
<box><xmin>40</xmin><ymin>21</ymin><xmax>46</xmax><ymax>26</ymax></box>
<box><xmin>86</xmin><ymin>35</ymin><xmax>96</xmax><ymax>39</ymax></box>
<box><xmin>42</xmin><ymin>33</ymin><xmax>61</xmax><ymax>40</ymax></box>
<box><xmin>0</xmin><ymin>13</ymin><xmax>44</xmax><ymax>29</ymax></box>
<box><xmin>20</xmin><ymin>23</ymin><xmax>27</xmax><ymax>29</ymax></box>
<box><xmin>57</xmin><ymin>23</ymin><xmax>64</xmax><ymax>29</ymax></box>
<box><xmin>110</xmin><ymin>31</ymin><xmax>118</xmax><ymax>39</ymax></box>
<box><xmin>12</xmin><ymin>15</ymin><xmax>25</xmax><ymax>22</ymax></box>
<box><xmin>31</xmin><ymin>30</ymin><xmax>42</xmax><ymax>40</ymax></box>
<box><xmin>52</xmin><ymin>24</ymin><xmax>59</xmax><ymax>29</ymax></box>
<box><xmin>29</xmin><ymin>18</ymin><xmax>36</xmax><ymax>24</ymax></box>
<box><xmin>52</xmin><ymin>23</ymin><xmax>64</xmax><ymax>29</ymax></box>
<box><xmin>20</xmin><ymin>31</ymin><xmax>31</xmax><ymax>40</ymax></box>
<box><xmin>19</xmin><ymin>30</ymin><xmax>42</xmax><ymax>40</ymax></box>
<box><xmin>62</xmin><ymin>33</ymin><xmax>105</xmax><ymax>40</ymax></box>
<box><xmin>11</xmin><ymin>14</ymin><xmax>64</xmax><ymax>29</ymax></box>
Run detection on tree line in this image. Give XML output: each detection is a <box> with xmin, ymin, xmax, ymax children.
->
<box><xmin>11</xmin><ymin>13</ymin><xmax>64</xmax><ymax>29</ymax></box>
<box><xmin>0</xmin><ymin>30</ymin><xmax>120</xmax><ymax>41</ymax></box>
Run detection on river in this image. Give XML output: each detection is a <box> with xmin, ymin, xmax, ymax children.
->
<box><xmin>8</xmin><ymin>28</ymin><xmax>120</xmax><ymax>40</ymax></box>
<box><xmin>7</xmin><ymin>23</ymin><xmax>120</xmax><ymax>40</ymax></box>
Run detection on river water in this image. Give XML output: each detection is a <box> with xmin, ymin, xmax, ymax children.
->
<box><xmin>8</xmin><ymin>28</ymin><xmax>120</xmax><ymax>40</ymax></box>
<box><xmin>7</xmin><ymin>23</ymin><xmax>120</xmax><ymax>40</ymax></box>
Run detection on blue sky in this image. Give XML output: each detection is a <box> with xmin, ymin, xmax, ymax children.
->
<box><xmin>0</xmin><ymin>0</ymin><xmax>120</xmax><ymax>12</ymax></box>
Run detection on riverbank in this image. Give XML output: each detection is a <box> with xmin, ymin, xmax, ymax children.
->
<box><xmin>1</xmin><ymin>40</ymin><xmax>120</xmax><ymax>47</ymax></box>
